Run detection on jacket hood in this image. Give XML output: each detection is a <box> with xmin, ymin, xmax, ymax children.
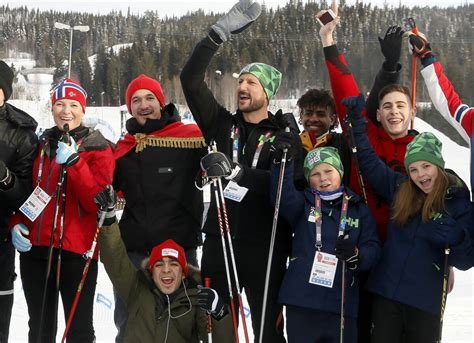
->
<box><xmin>1</xmin><ymin>103</ymin><xmax>38</xmax><ymax>130</ymax></box>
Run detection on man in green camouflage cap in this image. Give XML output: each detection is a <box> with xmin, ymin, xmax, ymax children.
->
<box><xmin>181</xmin><ymin>1</ymin><xmax>301</xmax><ymax>341</ymax></box>
<box><xmin>239</xmin><ymin>62</ymin><xmax>282</xmax><ymax>102</ymax></box>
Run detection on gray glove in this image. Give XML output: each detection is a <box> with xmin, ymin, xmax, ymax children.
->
<box><xmin>211</xmin><ymin>0</ymin><xmax>262</xmax><ymax>42</ymax></box>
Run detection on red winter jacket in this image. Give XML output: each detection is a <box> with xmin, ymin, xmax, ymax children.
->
<box><xmin>325</xmin><ymin>45</ymin><xmax>416</xmax><ymax>241</ymax></box>
<box><xmin>10</xmin><ymin>127</ymin><xmax>114</xmax><ymax>258</ymax></box>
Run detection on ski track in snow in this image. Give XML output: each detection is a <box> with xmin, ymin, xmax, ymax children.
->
<box><xmin>7</xmin><ymin>68</ymin><xmax>474</xmax><ymax>341</ymax></box>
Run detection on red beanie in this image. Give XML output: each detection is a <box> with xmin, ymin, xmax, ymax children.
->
<box><xmin>148</xmin><ymin>239</ymin><xmax>188</xmax><ymax>275</ymax></box>
<box><xmin>51</xmin><ymin>78</ymin><xmax>87</xmax><ymax>111</ymax></box>
<box><xmin>126</xmin><ymin>74</ymin><xmax>166</xmax><ymax>114</ymax></box>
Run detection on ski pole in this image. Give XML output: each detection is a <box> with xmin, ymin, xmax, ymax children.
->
<box><xmin>338</xmin><ymin>197</ymin><xmax>350</xmax><ymax>343</ymax></box>
<box><xmin>437</xmin><ymin>247</ymin><xmax>450</xmax><ymax>343</ymax></box>
<box><xmin>216</xmin><ymin>176</ymin><xmax>250</xmax><ymax>343</ymax></box>
<box><xmin>205</xmin><ymin>277</ymin><xmax>213</xmax><ymax>343</ymax></box>
<box><xmin>344</xmin><ymin>116</ymin><xmax>368</xmax><ymax>203</ymax></box>
<box><xmin>210</xmin><ymin>141</ymin><xmax>250</xmax><ymax>342</ymax></box>
<box><xmin>211</xmin><ymin>177</ymin><xmax>240</xmax><ymax>343</ymax></box>
<box><xmin>61</xmin><ymin>210</ymin><xmax>106</xmax><ymax>343</ymax></box>
<box><xmin>259</xmin><ymin>127</ymin><xmax>289</xmax><ymax>343</ymax></box>
<box><xmin>408</xmin><ymin>17</ymin><xmax>418</xmax><ymax>130</ymax></box>
<box><xmin>37</xmin><ymin>123</ymin><xmax>69</xmax><ymax>343</ymax></box>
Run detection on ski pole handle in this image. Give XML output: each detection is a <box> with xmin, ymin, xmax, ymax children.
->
<box><xmin>204</xmin><ymin>277</ymin><xmax>213</xmax><ymax>342</ymax></box>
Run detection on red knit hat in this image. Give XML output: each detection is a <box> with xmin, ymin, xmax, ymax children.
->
<box><xmin>148</xmin><ymin>239</ymin><xmax>188</xmax><ymax>275</ymax></box>
<box><xmin>126</xmin><ymin>74</ymin><xmax>166</xmax><ymax>114</ymax></box>
<box><xmin>51</xmin><ymin>78</ymin><xmax>87</xmax><ymax>111</ymax></box>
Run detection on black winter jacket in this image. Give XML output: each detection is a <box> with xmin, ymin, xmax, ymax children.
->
<box><xmin>114</xmin><ymin>105</ymin><xmax>206</xmax><ymax>251</ymax></box>
<box><xmin>181</xmin><ymin>35</ymin><xmax>300</xmax><ymax>244</ymax></box>
<box><xmin>0</xmin><ymin>103</ymin><xmax>37</xmax><ymax>239</ymax></box>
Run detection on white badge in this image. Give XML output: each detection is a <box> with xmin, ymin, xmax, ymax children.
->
<box><xmin>223</xmin><ymin>180</ymin><xmax>248</xmax><ymax>203</ymax></box>
<box><xmin>309</xmin><ymin>251</ymin><xmax>339</xmax><ymax>288</ymax></box>
<box><xmin>19</xmin><ymin>186</ymin><xmax>52</xmax><ymax>222</ymax></box>
<box><xmin>308</xmin><ymin>206</ymin><xmax>316</xmax><ymax>222</ymax></box>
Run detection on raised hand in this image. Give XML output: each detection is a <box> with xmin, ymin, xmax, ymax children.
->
<box><xmin>211</xmin><ymin>0</ymin><xmax>262</xmax><ymax>42</ymax></box>
<box><xmin>378</xmin><ymin>26</ymin><xmax>405</xmax><ymax>71</ymax></box>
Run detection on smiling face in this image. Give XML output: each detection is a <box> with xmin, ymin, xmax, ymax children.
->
<box><xmin>130</xmin><ymin>89</ymin><xmax>162</xmax><ymax>125</ymax></box>
<box><xmin>152</xmin><ymin>257</ymin><xmax>184</xmax><ymax>294</ymax></box>
<box><xmin>408</xmin><ymin>160</ymin><xmax>439</xmax><ymax>194</ymax></box>
<box><xmin>309</xmin><ymin>162</ymin><xmax>342</xmax><ymax>192</ymax></box>
<box><xmin>300</xmin><ymin>105</ymin><xmax>336</xmax><ymax>137</ymax></box>
<box><xmin>377</xmin><ymin>91</ymin><xmax>415</xmax><ymax>139</ymax></box>
<box><xmin>237</xmin><ymin>73</ymin><xmax>267</xmax><ymax>114</ymax></box>
<box><xmin>52</xmin><ymin>98</ymin><xmax>84</xmax><ymax>131</ymax></box>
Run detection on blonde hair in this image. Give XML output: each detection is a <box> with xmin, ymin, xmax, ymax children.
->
<box><xmin>392</xmin><ymin>167</ymin><xmax>451</xmax><ymax>226</ymax></box>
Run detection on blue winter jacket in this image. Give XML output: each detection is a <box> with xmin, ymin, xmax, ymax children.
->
<box><xmin>271</xmin><ymin>161</ymin><xmax>381</xmax><ymax>318</ymax></box>
<box><xmin>351</xmin><ymin>115</ymin><xmax>474</xmax><ymax>316</ymax></box>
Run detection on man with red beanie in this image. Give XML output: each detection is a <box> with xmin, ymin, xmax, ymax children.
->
<box><xmin>96</xmin><ymin>185</ymin><xmax>234</xmax><ymax>342</ymax></box>
<box><xmin>113</xmin><ymin>74</ymin><xmax>207</xmax><ymax>342</ymax></box>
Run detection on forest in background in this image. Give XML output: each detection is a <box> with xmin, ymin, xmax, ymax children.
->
<box><xmin>1</xmin><ymin>1</ymin><xmax>473</xmax><ymax>117</ymax></box>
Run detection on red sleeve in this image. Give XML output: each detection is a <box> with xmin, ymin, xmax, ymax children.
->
<box><xmin>67</xmin><ymin>145</ymin><xmax>115</xmax><ymax>214</ymax></box>
<box><xmin>324</xmin><ymin>45</ymin><xmax>361</xmax><ymax>134</ymax></box>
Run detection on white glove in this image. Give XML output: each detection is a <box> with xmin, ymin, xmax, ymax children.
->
<box><xmin>11</xmin><ymin>224</ymin><xmax>32</xmax><ymax>252</ymax></box>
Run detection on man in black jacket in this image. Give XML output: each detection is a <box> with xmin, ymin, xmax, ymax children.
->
<box><xmin>112</xmin><ymin>74</ymin><xmax>206</xmax><ymax>342</ymax></box>
<box><xmin>181</xmin><ymin>1</ymin><xmax>301</xmax><ymax>341</ymax></box>
<box><xmin>0</xmin><ymin>60</ymin><xmax>38</xmax><ymax>342</ymax></box>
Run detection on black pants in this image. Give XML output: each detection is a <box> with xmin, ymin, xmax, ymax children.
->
<box><xmin>371</xmin><ymin>294</ymin><xmax>440</xmax><ymax>343</ymax></box>
<box><xmin>20</xmin><ymin>248</ymin><xmax>97</xmax><ymax>343</ymax></box>
<box><xmin>286</xmin><ymin>305</ymin><xmax>357</xmax><ymax>343</ymax></box>
<box><xmin>201</xmin><ymin>236</ymin><xmax>288</xmax><ymax>343</ymax></box>
<box><xmin>0</xmin><ymin>240</ymin><xmax>15</xmax><ymax>343</ymax></box>
<box><xmin>357</xmin><ymin>271</ymin><xmax>373</xmax><ymax>343</ymax></box>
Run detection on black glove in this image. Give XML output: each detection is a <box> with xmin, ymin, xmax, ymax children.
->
<box><xmin>429</xmin><ymin>214</ymin><xmax>465</xmax><ymax>248</ymax></box>
<box><xmin>271</xmin><ymin>131</ymin><xmax>298</xmax><ymax>163</ymax></box>
<box><xmin>342</xmin><ymin>94</ymin><xmax>366</xmax><ymax>121</ymax></box>
<box><xmin>335</xmin><ymin>235</ymin><xmax>360</xmax><ymax>270</ymax></box>
<box><xmin>200</xmin><ymin>152</ymin><xmax>243</xmax><ymax>182</ymax></box>
<box><xmin>94</xmin><ymin>185</ymin><xmax>118</xmax><ymax>226</ymax></box>
<box><xmin>211</xmin><ymin>0</ymin><xmax>262</xmax><ymax>42</ymax></box>
<box><xmin>378</xmin><ymin>26</ymin><xmax>404</xmax><ymax>72</ymax></box>
<box><xmin>407</xmin><ymin>31</ymin><xmax>435</xmax><ymax>67</ymax></box>
<box><xmin>197</xmin><ymin>286</ymin><xmax>227</xmax><ymax>319</ymax></box>
<box><xmin>0</xmin><ymin>160</ymin><xmax>13</xmax><ymax>189</ymax></box>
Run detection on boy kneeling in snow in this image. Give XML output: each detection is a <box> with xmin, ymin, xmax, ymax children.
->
<box><xmin>95</xmin><ymin>186</ymin><xmax>234</xmax><ymax>342</ymax></box>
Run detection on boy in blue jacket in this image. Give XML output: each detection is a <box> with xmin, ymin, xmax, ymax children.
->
<box><xmin>270</xmin><ymin>140</ymin><xmax>380</xmax><ymax>343</ymax></box>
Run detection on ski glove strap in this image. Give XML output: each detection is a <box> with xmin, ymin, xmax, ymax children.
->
<box><xmin>94</xmin><ymin>185</ymin><xmax>118</xmax><ymax>226</ymax></box>
<box><xmin>197</xmin><ymin>286</ymin><xmax>227</xmax><ymax>320</ymax></box>
<box><xmin>0</xmin><ymin>161</ymin><xmax>13</xmax><ymax>189</ymax></box>
<box><xmin>211</xmin><ymin>0</ymin><xmax>262</xmax><ymax>42</ymax></box>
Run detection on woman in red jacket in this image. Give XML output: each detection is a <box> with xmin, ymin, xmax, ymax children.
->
<box><xmin>10</xmin><ymin>78</ymin><xmax>115</xmax><ymax>343</ymax></box>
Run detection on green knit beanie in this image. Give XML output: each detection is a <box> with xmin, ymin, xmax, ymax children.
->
<box><xmin>304</xmin><ymin>147</ymin><xmax>344</xmax><ymax>182</ymax></box>
<box><xmin>239</xmin><ymin>62</ymin><xmax>282</xmax><ymax>101</ymax></box>
<box><xmin>404</xmin><ymin>132</ymin><xmax>445</xmax><ymax>171</ymax></box>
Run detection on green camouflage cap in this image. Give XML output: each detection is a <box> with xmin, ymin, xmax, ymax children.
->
<box><xmin>405</xmin><ymin>132</ymin><xmax>445</xmax><ymax>171</ymax></box>
<box><xmin>304</xmin><ymin>147</ymin><xmax>344</xmax><ymax>182</ymax></box>
<box><xmin>239</xmin><ymin>62</ymin><xmax>282</xmax><ymax>101</ymax></box>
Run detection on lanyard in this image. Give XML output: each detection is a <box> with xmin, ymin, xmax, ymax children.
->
<box><xmin>251</xmin><ymin>131</ymin><xmax>273</xmax><ymax>169</ymax></box>
<box><xmin>36</xmin><ymin>138</ymin><xmax>83</xmax><ymax>186</ymax></box>
<box><xmin>314</xmin><ymin>193</ymin><xmax>349</xmax><ymax>251</ymax></box>
<box><xmin>231</xmin><ymin>126</ymin><xmax>240</xmax><ymax>164</ymax></box>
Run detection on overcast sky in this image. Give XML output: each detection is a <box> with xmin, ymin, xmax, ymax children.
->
<box><xmin>5</xmin><ymin>0</ymin><xmax>472</xmax><ymax>17</ymax></box>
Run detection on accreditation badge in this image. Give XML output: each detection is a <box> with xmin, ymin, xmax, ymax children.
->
<box><xmin>309</xmin><ymin>251</ymin><xmax>338</xmax><ymax>288</ymax></box>
<box><xmin>19</xmin><ymin>186</ymin><xmax>51</xmax><ymax>222</ymax></box>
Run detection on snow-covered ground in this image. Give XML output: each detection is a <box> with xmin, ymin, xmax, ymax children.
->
<box><xmin>5</xmin><ymin>62</ymin><xmax>474</xmax><ymax>342</ymax></box>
